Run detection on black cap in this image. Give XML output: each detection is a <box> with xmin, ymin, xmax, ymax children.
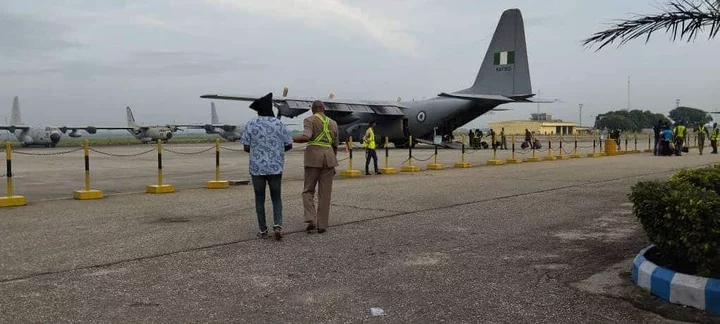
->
<box><xmin>250</xmin><ymin>92</ymin><xmax>274</xmax><ymax>117</ymax></box>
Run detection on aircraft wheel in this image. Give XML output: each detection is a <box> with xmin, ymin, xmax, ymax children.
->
<box><xmin>51</xmin><ymin>143</ymin><xmax>57</xmax><ymax>148</ymax></box>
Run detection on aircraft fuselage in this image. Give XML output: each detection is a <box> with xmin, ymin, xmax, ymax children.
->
<box><xmin>329</xmin><ymin>97</ymin><xmax>500</xmax><ymax>147</ymax></box>
<box><xmin>10</xmin><ymin>127</ymin><xmax>64</xmax><ymax>147</ymax></box>
<box><xmin>203</xmin><ymin>126</ymin><xmax>242</xmax><ymax>142</ymax></box>
<box><xmin>128</xmin><ymin>127</ymin><xmax>174</xmax><ymax>144</ymax></box>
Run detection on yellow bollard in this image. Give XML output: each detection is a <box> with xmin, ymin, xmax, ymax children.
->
<box><xmin>340</xmin><ymin>136</ymin><xmax>361</xmax><ymax>177</ymax></box>
<box><xmin>379</xmin><ymin>136</ymin><xmax>398</xmax><ymax>174</ymax></box>
<box><xmin>73</xmin><ymin>139</ymin><xmax>103</xmax><ymax>200</ymax></box>
<box><xmin>632</xmin><ymin>134</ymin><xmax>641</xmax><ymax>153</ymax></box>
<box><xmin>570</xmin><ymin>133</ymin><xmax>582</xmax><ymax>158</ymax></box>
<box><xmin>0</xmin><ymin>142</ymin><xmax>26</xmax><ymax>207</ymax></box>
<box><xmin>487</xmin><ymin>138</ymin><xmax>504</xmax><ymax>165</ymax></box>
<box><xmin>544</xmin><ymin>135</ymin><xmax>557</xmax><ymax>161</ymax></box>
<box><xmin>587</xmin><ymin>135</ymin><xmax>602</xmax><ymax>157</ymax></box>
<box><xmin>556</xmin><ymin>134</ymin><xmax>569</xmax><ymax>160</ymax></box>
<box><xmin>206</xmin><ymin>138</ymin><xmax>230</xmax><ymax>188</ymax></box>
<box><xmin>455</xmin><ymin>135</ymin><xmax>473</xmax><ymax>168</ymax></box>
<box><xmin>506</xmin><ymin>134</ymin><xmax>522</xmax><ymax>163</ymax></box>
<box><xmin>401</xmin><ymin>136</ymin><xmax>421</xmax><ymax>172</ymax></box>
<box><xmin>525</xmin><ymin>133</ymin><xmax>541</xmax><ymax>162</ymax></box>
<box><xmin>146</xmin><ymin>139</ymin><xmax>175</xmax><ymax>193</ymax></box>
<box><xmin>427</xmin><ymin>141</ymin><xmax>445</xmax><ymax>170</ymax></box>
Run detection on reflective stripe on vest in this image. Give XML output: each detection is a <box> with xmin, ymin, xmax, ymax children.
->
<box><xmin>308</xmin><ymin>113</ymin><xmax>333</xmax><ymax>148</ymax></box>
<box><xmin>676</xmin><ymin>125</ymin><xmax>686</xmax><ymax>138</ymax></box>
<box><xmin>363</xmin><ymin>128</ymin><xmax>376</xmax><ymax>150</ymax></box>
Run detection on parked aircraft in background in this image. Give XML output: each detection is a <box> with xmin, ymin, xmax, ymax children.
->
<box><xmin>123</xmin><ymin>106</ymin><xmax>183</xmax><ymax>144</ymax></box>
<box><xmin>201</xmin><ymin>9</ymin><xmax>555</xmax><ymax>148</ymax></box>
<box><xmin>0</xmin><ymin>96</ymin><xmax>128</xmax><ymax>147</ymax></box>
<box><xmin>178</xmin><ymin>102</ymin><xmax>296</xmax><ymax>142</ymax></box>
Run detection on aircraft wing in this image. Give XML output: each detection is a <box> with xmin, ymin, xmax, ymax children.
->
<box><xmin>200</xmin><ymin>94</ymin><xmax>407</xmax><ymax>119</ymax></box>
<box><xmin>0</xmin><ymin>125</ymin><xmax>30</xmax><ymax>131</ymax></box>
<box><xmin>438</xmin><ymin>92</ymin><xmax>559</xmax><ymax>104</ymax></box>
<box><xmin>60</xmin><ymin>126</ymin><xmax>135</xmax><ymax>131</ymax></box>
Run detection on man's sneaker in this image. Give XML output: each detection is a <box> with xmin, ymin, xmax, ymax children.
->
<box><xmin>257</xmin><ymin>230</ymin><xmax>268</xmax><ymax>239</ymax></box>
<box><xmin>273</xmin><ymin>226</ymin><xmax>283</xmax><ymax>241</ymax></box>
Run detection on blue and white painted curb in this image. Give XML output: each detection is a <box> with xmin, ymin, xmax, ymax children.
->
<box><xmin>632</xmin><ymin>245</ymin><xmax>720</xmax><ymax>314</ymax></box>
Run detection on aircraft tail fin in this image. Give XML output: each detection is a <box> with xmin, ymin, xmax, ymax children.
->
<box><xmin>456</xmin><ymin>8</ymin><xmax>532</xmax><ymax>97</ymax></box>
<box><xmin>126</xmin><ymin>106</ymin><xmax>139</xmax><ymax>127</ymax></box>
<box><xmin>11</xmin><ymin>96</ymin><xmax>22</xmax><ymax>125</ymax></box>
<box><xmin>211</xmin><ymin>102</ymin><xmax>219</xmax><ymax>124</ymax></box>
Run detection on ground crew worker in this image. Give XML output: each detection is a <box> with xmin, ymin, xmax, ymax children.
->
<box><xmin>500</xmin><ymin>127</ymin><xmax>507</xmax><ymax>150</ymax></box>
<box><xmin>292</xmin><ymin>100</ymin><xmax>339</xmax><ymax>234</ymax></box>
<box><xmin>673</xmin><ymin>123</ymin><xmax>686</xmax><ymax>156</ymax></box>
<box><xmin>363</xmin><ymin>121</ymin><xmax>380</xmax><ymax>175</ymax></box>
<box><xmin>695</xmin><ymin>124</ymin><xmax>709</xmax><ymax>155</ymax></box>
<box><xmin>712</xmin><ymin>123</ymin><xmax>719</xmax><ymax>154</ymax></box>
<box><xmin>490</xmin><ymin>128</ymin><xmax>497</xmax><ymax>150</ymax></box>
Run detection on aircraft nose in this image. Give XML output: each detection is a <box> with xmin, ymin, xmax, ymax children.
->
<box><xmin>50</xmin><ymin>133</ymin><xmax>61</xmax><ymax>143</ymax></box>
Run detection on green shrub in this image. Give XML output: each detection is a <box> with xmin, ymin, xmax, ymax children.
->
<box><xmin>629</xmin><ymin>166</ymin><xmax>720</xmax><ymax>277</ymax></box>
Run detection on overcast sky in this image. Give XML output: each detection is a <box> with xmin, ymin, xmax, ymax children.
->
<box><xmin>2</xmin><ymin>0</ymin><xmax>719</xmax><ymax>130</ymax></box>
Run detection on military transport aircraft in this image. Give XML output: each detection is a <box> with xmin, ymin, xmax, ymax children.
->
<box><xmin>201</xmin><ymin>8</ymin><xmax>555</xmax><ymax>148</ymax></box>
<box><xmin>123</xmin><ymin>106</ymin><xmax>183</xmax><ymax>144</ymax></box>
<box><xmin>0</xmin><ymin>96</ymin><xmax>130</xmax><ymax>147</ymax></box>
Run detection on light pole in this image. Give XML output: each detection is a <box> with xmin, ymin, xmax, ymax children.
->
<box><xmin>579</xmin><ymin>103</ymin><xmax>583</xmax><ymax>126</ymax></box>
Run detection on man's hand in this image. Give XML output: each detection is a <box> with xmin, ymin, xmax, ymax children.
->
<box><xmin>293</xmin><ymin>135</ymin><xmax>310</xmax><ymax>143</ymax></box>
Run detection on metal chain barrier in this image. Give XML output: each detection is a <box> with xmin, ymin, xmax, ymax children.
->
<box><xmin>162</xmin><ymin>146</ymin><xmax>215</xmax><ymax>155</ymax></box>
<box><xmin>14</xmin><ymin>147</ymin><xmax>84</xmax><ymax>156</ymax></box>
<box><xmin>89</xmin><ymin>147</ymin><xmax>157</xmax><ymax>158</ymax></box>
<box><xmin>220</xmin><ymin>145</ymin><xmax>245</xmax><ymax>152</ymax></box>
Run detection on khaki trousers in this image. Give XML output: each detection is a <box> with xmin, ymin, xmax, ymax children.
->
<box><xmin>302</xmin><ymin>167</ymin><xmax>335</xmax><ymax>229</ymax></box>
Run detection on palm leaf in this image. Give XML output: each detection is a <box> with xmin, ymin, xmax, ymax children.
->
<box><xmin>583</xmin><ymin>0</ymin><xmax>720</xmax><ymax>50</ymax></box>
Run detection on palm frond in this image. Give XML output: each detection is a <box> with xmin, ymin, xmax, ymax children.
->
<box><xmin>583</xmin><ymin>0</ymin><xmax>720</xmax><ymax>50</ymax></box>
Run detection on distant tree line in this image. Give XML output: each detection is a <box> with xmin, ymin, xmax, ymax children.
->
<box><xmin>594</xmin><ymin>107</ymin><xmax>712</xmax><ymax>132</ymax></box>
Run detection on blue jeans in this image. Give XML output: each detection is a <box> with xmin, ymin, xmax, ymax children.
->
<box><xmin>251</xmin><ymin>174</ymin><xmax>283</xmax><ymax>232</ymax></box>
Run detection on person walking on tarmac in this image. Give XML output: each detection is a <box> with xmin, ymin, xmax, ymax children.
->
<box><xmin>673</xmin><ymin>122</ymin><xmax>687</xmax><ymax>156</ymax></box>
<box><xmin>293</xmin><ymin>100</ymin><xmax>339</xmax><ymax>234</ymax></box>
<box><xmin>241</xmin><ymin>93</ymin><xmax>293</xmax><ymax>241</ymax></box>
<box><xmin>695</xmin><ymin>123</ymin><xmax>710</xmax><ymax>155</ymax></box>
<box><xmin>712</xmin><ymin>123</ymin><xmax>720</xmax><ymax>154</ymax></box>
<box><xmin>363</xmin><ymin>121</ymin><xmax>381</xmax><ymax>175</ymax></box>
<box><xmin>500</xmin><ymin>127</ymin><xmax>507</xmax><ymax>150</ymax></box>
<box><xmin>653</xmin><ymin>120</ymin><xmax>663</xmax><ymax>156</ymax></box>
<box><xmin>490</xmin><ymin>128</ymin><xmax>497</xmax><ymax>150</ymax></box>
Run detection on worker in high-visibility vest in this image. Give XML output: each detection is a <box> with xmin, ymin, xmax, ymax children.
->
<box><xmin>673</xmin><ymin>123</ymin><xmax>687</xmax><ymax>156</ymax></box>
<box><xmin>292</xmin><ymin>100</ymin><xmax>339</xmax><ymax>234</ymax></box>
<box><xmin>695</xmin><ymin>124</ymin><xmax>710</xmax><ymax>155</ymax></box>
<box><xmin>362</xmin><ymin>121</ymin><xmax>380</xmax><ymax>175</ymax></box>
<box><xmin>712</xmin><ymin>123</ymin><xmax>720</xmax><ymax>154</ymax></box>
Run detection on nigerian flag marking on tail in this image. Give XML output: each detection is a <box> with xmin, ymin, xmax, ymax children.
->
<box><xmin>493</xmin><ymin>51</ymin><xmax>515</xmax><ymax>65</ymax></box>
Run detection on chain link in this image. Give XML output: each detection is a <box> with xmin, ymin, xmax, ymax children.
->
<box><xmin>89</xmin><ymin>147</ymin><xmax>157</xmax><ymax>157</ymax></box>
<box><xmin>14</xmin><ymin>147</ymin><xmax>84</xmax><ymax>156</ymax></box>
<box><xmin>162</xmin><ymin>146</ymin><xmax>215</xmax><ymax>155</ymax></box>
<box><xmin>220</xmin><ymin>146</ymin><xmax>245</xmax><ymax>152</ymax></box>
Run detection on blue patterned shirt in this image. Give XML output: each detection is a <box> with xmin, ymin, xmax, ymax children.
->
<box><xmin>240</xmin><ymin>117</ymin><xmax>293</xmax><ymax>176</ymax></box>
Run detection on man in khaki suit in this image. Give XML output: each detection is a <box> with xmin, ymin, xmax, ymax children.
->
<box><xmin>292</xmin><ymin>100</ymin><xmax>339</xmax><ymax>234</ymax></box>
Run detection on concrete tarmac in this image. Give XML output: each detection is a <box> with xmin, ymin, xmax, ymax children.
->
<box><xmin>1</xmin><ymin>143</ymin><xmax>718</xmax><ymax>323</ymax></box>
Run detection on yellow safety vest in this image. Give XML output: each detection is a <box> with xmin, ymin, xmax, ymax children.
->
<box><xmin>713</xmin><ymin>128</ymin><xmax>720</xmax><ymax>140</ymax></box>
<box><xmin>675</xmin><ymin>125</ymin><xmax>686</xmax><ymax>138</ymax></box>
<box><xmin>308</xmin><ymin>113</ymin><xmax>333</xmax><ymax>148</ymax></box>
<box><xmin>363</xmin><ymin>127</ymin><xmax>376</xmax><ymax>150</ymax></box>
<box><xmin>699</xmin><ymin>125</ymin><xmax>706</xmax><ymax>137</ymax></box>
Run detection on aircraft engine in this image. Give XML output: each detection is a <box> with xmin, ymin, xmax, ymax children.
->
<box><xmin>204</xmin><ymin>124</ymin><xmax>215</xmax><ymax>132</ymax></box>
<box><xmin>166</xmin><ymin>132</ymin><xmax>173</xmax><ymax>139</ymax></box>
<box><xmin>85</xmin><ymin>126</ymin><xmax>97</xmax><ymax>134</ymax></box>
<box><xmin>68</xmin><ymin>130</ymin><xmax>82</xmax><ymax>138</ymax></box>
<box><xmin>8</xmin><ymin>126</ymin><xmax>15</xmax><ymax>133</ymax></box>
<box><xmin>222</xmin><ymin>125</ymin><xmax>235</xmax><ymax>132</ymax></box>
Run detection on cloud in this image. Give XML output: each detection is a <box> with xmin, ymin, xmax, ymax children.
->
<box><xmin>1</xmin><ymin>50</ymin><xmax>266</xmax><ymax>78</ymax></box>
<box><xmin>205</xmin><ymin>0</ymin><xmax>418</xmax><ymax>55</ymax></box>
<box><xmin>0</xmin><ymin>12</ymin><xmax>80</xmax><ymax>57</ymax></box>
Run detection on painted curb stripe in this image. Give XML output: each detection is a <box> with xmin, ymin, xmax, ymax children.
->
<box><xmin>670</xmin><ymin>273</ymin><xmax>707</xmax><ymax>310</ymax></box>
<box><xmin>707</xmin><ymin>278</ymin><xmax>720</xmax><ymax>314</ymax></box>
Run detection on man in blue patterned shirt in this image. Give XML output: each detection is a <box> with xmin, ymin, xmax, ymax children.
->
<box><xmin>241</xmin><ymin>93</ymin><xmax>293</xmax><ymax>241</ymax></box>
